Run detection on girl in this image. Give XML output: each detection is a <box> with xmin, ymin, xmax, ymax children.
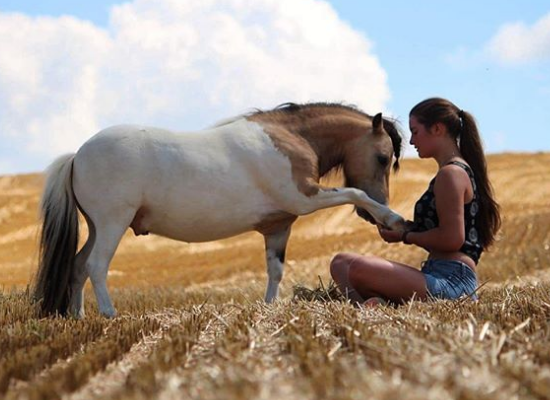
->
<box><xmin>330</xmin><ymin>97</ymin><xmax>501</xmax><ymax>305</ymax></box>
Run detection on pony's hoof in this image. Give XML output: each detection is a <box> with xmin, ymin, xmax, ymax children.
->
<box><xmin>385</xmin><ymin>213</ymin><xmax>406</xmax><ymax>231</ymax></box>
<box><xmin>100</xmin><ymin>308</ymin><xmax>117</xmax><ymax>318</ymax></box>
<box><xmin>71</xmin><ymin>310</ymin><xmax>86</xmax><ymax>320</ymax></box>
<box><xmin>264</xmin><ymin>295</ymin><xmax>278</xmax><ymax>304</ymax></box>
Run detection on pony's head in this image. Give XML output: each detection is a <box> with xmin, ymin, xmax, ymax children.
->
<box><xmin>246</xmin><ymin>102</ymin><xmax>403</xmax><ymax>225</ymax></box>
<box><xmin>343</xmin><ymin>113</ymin><xmax>402</xmax><ymax>224</ymax></box>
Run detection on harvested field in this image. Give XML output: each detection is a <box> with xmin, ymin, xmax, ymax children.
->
<box><xmin>1</xmin><ymin>153</ymin><xmax>550</xmax><ymax>399</ymax></box>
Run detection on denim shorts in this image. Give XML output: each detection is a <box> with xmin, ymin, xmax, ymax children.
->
<box><xmin>421</xmin><ymin>259</ymin><xmax>478</xmax><ymax>300</ymax></box>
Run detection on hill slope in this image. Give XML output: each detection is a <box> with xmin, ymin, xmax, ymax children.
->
<box><xmin>1</xmin><ymin>153</ymin><xmax>549</xmax><ymax>290</ymax></box>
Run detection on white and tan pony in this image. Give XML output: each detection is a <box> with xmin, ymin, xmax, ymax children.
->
<box><xmin>33</xmin><ymin>102</ymin><xmax>406</xmax><ymax>318</ymax></box>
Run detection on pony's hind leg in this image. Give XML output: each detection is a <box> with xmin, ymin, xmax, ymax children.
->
<box><xmin>70</xmin><ymin>246</ymin><xmax>92</xmax><ymax>319</ymax></box>
<box><xmin>69</xmin><ymin>211</ymin><xmax>97</xmax><ymax>319</ymax></box>
<box><xmin>85</xmin><ymin>216</ymin><xmax>133</xmax><ymax>318</ymax></box>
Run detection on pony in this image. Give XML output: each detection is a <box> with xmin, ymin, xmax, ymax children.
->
<box><xmin>33</xmin><ymin>102</ymin><xmax>406</xmax><ymax>318</ymax></box>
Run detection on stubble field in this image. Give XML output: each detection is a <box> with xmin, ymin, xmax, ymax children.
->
<box><xmin>1</xmin><ymin>153</ymin><xmax>550</xmax><ymax>399</ymax></box>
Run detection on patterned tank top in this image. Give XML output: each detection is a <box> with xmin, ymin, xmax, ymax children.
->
<box><xmin>412</xmin><ymin>161</ymin><xmax>483</xmax><ymax>264</ymax></box>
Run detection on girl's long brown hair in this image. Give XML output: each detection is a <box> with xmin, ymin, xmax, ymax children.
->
<box><xmin>410</xmin><ymin>97</ymin><xmax>501</xmax><ymax>248</ymax></box>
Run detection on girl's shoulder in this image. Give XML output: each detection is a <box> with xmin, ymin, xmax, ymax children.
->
<box><xmin>439</xmin><ymin>159</ymin><xmax>473</xmax><ymax>176</ymax></box>
<box><xmin>434</xmin><ymin>161</ymin><xmax>472</xmax><ymax>190</ymax></box>
<box><xmin>445</xmin><ymin>159</ymin><xmax>475</xmax><ymax>176</ymax></box>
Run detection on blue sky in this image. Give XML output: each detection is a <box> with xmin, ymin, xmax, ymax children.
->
<box><xmin>0</xmin><ymin>0</ymin><xmax>549</xmax><ymax>174</ymax></box>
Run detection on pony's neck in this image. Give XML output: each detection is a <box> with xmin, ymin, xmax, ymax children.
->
<box><xmin>294</xmin><ymin>114</ymin><xmax>369</xmax><ymax>177</ymax></box>
<box><xmin>248</xmin><ymin>107</ymin><xmax>370</xmax><ymax>179</ymax></box>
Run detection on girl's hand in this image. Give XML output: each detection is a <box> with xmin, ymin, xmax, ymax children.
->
<box><xmin>377</xmin><ymin>225</ymin><xmax>404</xmax><ymax>243</ymax></box>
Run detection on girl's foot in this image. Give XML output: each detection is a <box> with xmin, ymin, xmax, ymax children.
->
<box><xmin>363</xmin><ymin>297</ymin><xmax>388</xmax><ymax>307</ymax></box>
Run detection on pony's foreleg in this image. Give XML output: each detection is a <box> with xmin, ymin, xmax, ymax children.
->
<box><xmin>293</xmin><ymin>188</ymin><xmax>405</xmax><ymax>230</ymax></box>
<box><xmin>85</xmin><ymin>221</ymin><xmax>129</xmax><ymax>318</ymax></box>
<box><xmin>263</xmin><ymin>226</ymin><xmax>292</xmax><ymax>303</ymax></box>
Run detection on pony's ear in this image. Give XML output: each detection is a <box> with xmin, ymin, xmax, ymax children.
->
<box><xmin>372</xmin><ymin>113</ymin><xmax>383</xmax><ymax>134</ymax></box>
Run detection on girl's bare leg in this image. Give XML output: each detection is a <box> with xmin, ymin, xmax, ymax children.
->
<box><xmin>330</xmin><ymin>253</ymin><xmax>366</xmax><ymax>303</ymax></box>
<box><xmin>330</xmin><ymin>253</ymin><xmax>428</xmax><ymax>304</ymax></box>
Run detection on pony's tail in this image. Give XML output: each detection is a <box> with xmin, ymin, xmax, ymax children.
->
<box><xmin>33</xmin><ymin>154</ymin><xmax>79</xmax><ymax>317</ymax></box>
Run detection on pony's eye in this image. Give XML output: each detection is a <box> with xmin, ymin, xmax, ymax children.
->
<box><xmin>377</xmin><ymin>155</ymin><xmax>390</xmax><ymax>167</ymax></box>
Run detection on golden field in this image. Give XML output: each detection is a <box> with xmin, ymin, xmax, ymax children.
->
<box><xmin>1</xmin><ymin>153</ymin><xmax>550</xmax><ymax>399</ymax></box>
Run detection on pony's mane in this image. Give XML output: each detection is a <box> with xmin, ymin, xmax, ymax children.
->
<box><xmin>381</xmin><ymin>116</ymin><xmax>404</xmax><ymax>172</ymax></box>
<box><xmin>254</xmin><ymin>101</ymin><xmax>371</xmax><ymax>118</ymax></box>
<box><xmin>209</xmin><ymin>114</ymin><xmax>249</xmax><ymax>128</ymax></box>
<box><xmin>252</xmin><ymin>102</ymin><xmax>404</xmax><ymax>172</ymax></box>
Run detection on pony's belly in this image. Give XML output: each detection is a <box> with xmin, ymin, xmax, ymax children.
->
<box><xmin>142</xmin><ymin>205</ymin><xmax>269</xmax><ymax>242</ymax></box>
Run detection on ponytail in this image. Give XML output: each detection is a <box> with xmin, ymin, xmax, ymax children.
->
<box><xmin>410</xmin><ymin>98</ymin><xmax>501</xmax><ymax>248</ymax></box>
<box><xmin>459</xmin><ymin>111</ymin><xmax>501</xmax><ymax>247</ymax></box>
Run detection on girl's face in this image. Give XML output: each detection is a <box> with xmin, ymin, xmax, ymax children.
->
<box><xmin>409</xmin><ymin>115</ymin><xmax>436</xmax><ymax>158</ymax></box>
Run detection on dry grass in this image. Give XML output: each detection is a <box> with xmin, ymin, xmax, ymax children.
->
<box><xmin>1</xmin><ymin>153</ymin><xmax>550</xmax><ymax>399</ymax></box>
<box><xmin>293</xmin><ymin>277</ymin><xmax>346</xmax><ymax>302</ymax></box>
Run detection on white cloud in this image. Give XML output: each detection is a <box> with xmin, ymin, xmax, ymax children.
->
<box><xmin>487</xmin><ymin>12</ymin><xmax>550</xmax><ymax>64</ymax></box>
<box><xmin>0</xmin><ymin>0</ymin><xmax>390</xmax><ymax>174</ymax></box>
<box><xmin>0</xmin><ymin>13</ymin><xmax>112</xmax><ymax>172</ymax></box>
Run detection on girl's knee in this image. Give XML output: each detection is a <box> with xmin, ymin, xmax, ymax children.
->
<box><xmin>347</xmin><ymin>255</ymin><xmax>380</xmax><ymax>283</ymax></box>
<box><xmin>347</xmin><ymin>262</ymin><xmax>362</xmax><ymax>285</ymax></box>
<box><xmin>330</xmin><ymin>253</ymin><xmax>355</xmax><ymax>278</ymax></box>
